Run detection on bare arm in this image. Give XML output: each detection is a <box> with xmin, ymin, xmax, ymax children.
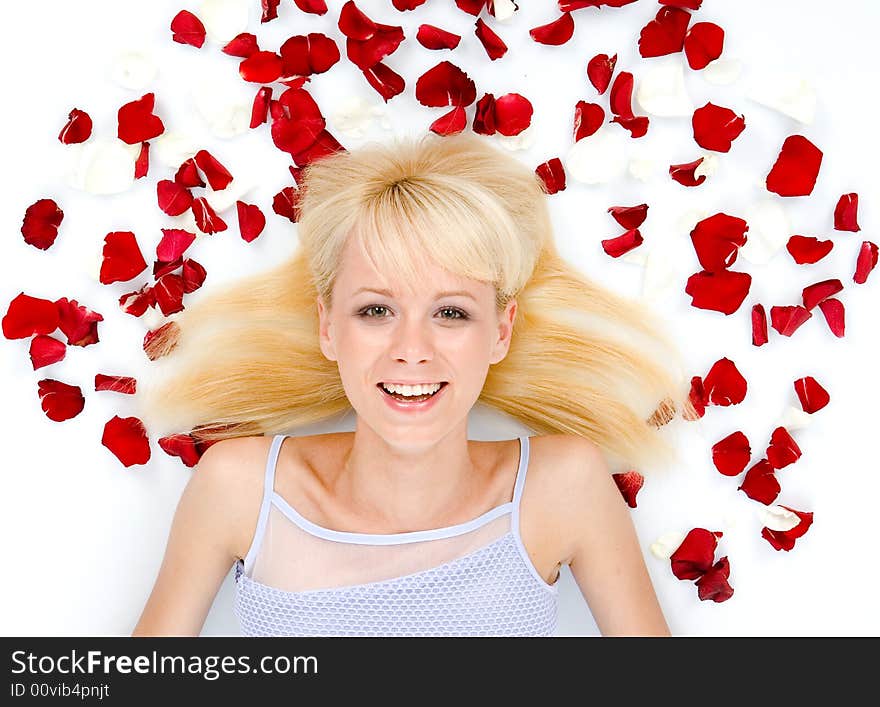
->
<box><xmin>557</xmin><ymin>435</ymin><xmax>671</xmax><ymax>637</ymax></box>
<box><xmin>131</xmin><ymin>436</ymin><xmax>263</xmax><ymax>636</ymax></box>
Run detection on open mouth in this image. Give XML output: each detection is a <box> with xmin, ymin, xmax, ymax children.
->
<box><xmin>377</xmin><ymin>382</ymin><xmax>448</xmax><ymax>403</ymax></box>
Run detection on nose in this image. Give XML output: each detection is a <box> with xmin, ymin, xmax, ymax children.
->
<box><xmin>390</xmin><ymin>315</ymin><xmax>434</xmax><ymax>364</ymax></box>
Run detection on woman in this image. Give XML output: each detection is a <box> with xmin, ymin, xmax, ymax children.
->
<box><xmin>132</xmin><ymin>131</ymin><xmax>694</xmax><ymax>637</ymax></box>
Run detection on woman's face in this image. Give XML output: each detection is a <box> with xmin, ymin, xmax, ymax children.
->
<box><xmin>317</xmin><ymin>237</ymin><xmax>517</xmax><ymax>447</ymax></box>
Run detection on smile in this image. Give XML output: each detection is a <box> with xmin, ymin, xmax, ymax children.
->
<box><xmin>376</xmin><ymin>381</ymin><xmax>449</xmax><ymax>411</ymax></box>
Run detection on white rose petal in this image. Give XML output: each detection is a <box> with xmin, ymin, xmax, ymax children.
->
<box><xmin>204</xmin><ymin>174</ymin><xmax>255</xmax><ymax>214</ymax></box>
<box><xmin>628</xmin><ymin>157</ymin><xmax>656</xmax><ymax>182</ymax></box>
<box><xmin>153</xmin><ymin>132</ymin><xmax>201</xmax><ymax>168</ymax></box>
<box><xmin>747</xmin><ymin>70</ymin><xmax>817</xmax><ymax>125</ymax></box>
<box><xmin>109</xmin><ymin>51</ymin><xmax>158</xmax><ymax>90</ymax></box>
<box><xmin>565</xmin><ymin>126</ymin><xmax>627</xmax><ymax>184</ymax></box>
<box><xmin>694</xmin><ymin>153</ymin><xmax>719</xmax><ymax>179</ymax></box>
<box><xmin>702</xmin><ymin>57</ymin><xmax>742</xmax><ymax>86</ymax></box>
<box><xmin>620</xmin><ymin>249</ymin><xmax>648</xmax><ymax>266</ymax></box>
<box><xmin>330</xmin><ymin>96</ymin><xmax>381</xmax><ymax>138</ymax></box>
<box><xmin>677</xmin><ymin>207</ymin><xmax>710</xmax><ymax>235</ymax></box>
<box><xmin>141</xmin><ymin>306</ymin><xmax>168</xmax><ymax>331</ymax></box>
<box><xmin>650</xmin><ymin>530</ymin><xmax>687</xmax><ymax>559</ymax></box>
<box><xmin>494</xmin><ymin>124</ymin><xmax>537</xmax><ymax>151</ymax></box>
<box><xmin>739</xmin><ymin>199</ymin><xmax>790</xmax><ymax>265</ymax></box>
<box><xmin>200</xmin><ymin>0</ymin><xmax>250</xmax><ymax>44</ymax></box>
<box><xmin>759</xmin><ymin>505</ymin><xmax>801</xmax><ymax>532</ymax></box>
<box><xmin>778</xmin><ymin>404</ymin><xmax>814</xmax><ymax>432</ymax></box>
<box><xmin>67</xmin><ymin>139</ymin><xmax>139</xmax><ymax>195</ymax></box>
<box><xmin>640</xmin><ymin>248</ymin><xmax>679</xmax><ymax>301</ymax></box>
<box><xmin>191</xmin><ymin>78</ymin><xmax>251</xmax><ymax>139</ymax></box>
<box><xmin>492</xmin><ymin>0</ymin><xmax>517</xmax><ymax>21</ymax></box>
<box><xmin>636</xmin><ymin>58</ymin><xmax>693</xmax><ymax>117</ymax></box>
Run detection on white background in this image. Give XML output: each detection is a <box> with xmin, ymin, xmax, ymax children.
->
<box><xmin>1</xmin><ymin>0</ymin><xmax>878</xmax><ymax>636</ymax></box>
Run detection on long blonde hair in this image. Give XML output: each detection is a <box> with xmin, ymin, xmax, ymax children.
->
<box><xmin>137</xmin><ymin>131</ymin><xmax>695</xmax><ymax>475</ymax></box>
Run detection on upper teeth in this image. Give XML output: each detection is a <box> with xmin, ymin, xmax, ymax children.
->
<box><xmin>382</xmin><ymin>382</ymin><xmax>443</xmax><ymax>396</ymax></box>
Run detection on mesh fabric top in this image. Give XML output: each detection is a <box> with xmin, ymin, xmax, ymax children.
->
<box><xmin>233</xmin><ymin>433</ymin><xmax>559</xmax><ymax>637</ymax></box>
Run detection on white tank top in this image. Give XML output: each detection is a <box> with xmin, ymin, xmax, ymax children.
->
<box><xmin>233</xmin><ymin>434</ymin><xmax>559</xmax><ymax>636</ymax></box>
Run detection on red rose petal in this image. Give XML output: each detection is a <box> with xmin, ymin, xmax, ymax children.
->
<box><xmin>158</xmin><ymin>433</ymin><xmax>203</xmax><ymax>467</ymax></box>
<box><xmin>240</xmin><ymin>51</ymin><xmax>284</xmax><ymax>83</ymax></box>
<box><xmin>684</xmin><ymin>22</ymin><xmax>724</xmax><ymax>70</ymax></box>
<box><xmin>854</xmin><ymin>241</ymin><xmax>878</xmax><ymax>284</ymax></box>
<box><xmin>37</xmin><ymin>379</ymin><xmax>85</xmax><ymax>422</ymax></box>
<box><xmin>272</xmin><ymin>186</ymin><xmax>302</xmax><ymax>222</ymax></box>
<box><xmin>134</xmin><ymin>141</ymin><xmax>150</xmax><ymax>179</ymax></box>
<box><xmin>786</xmin><ymin>235</ymin><xmax>833</xmax><ymax>265</ymax></box>
<box><xmin>711</xmin><ymin>430</ymin><xmax>750</xmax><ymax>476</ymax></box>
<box><xmin>156</xmin><ymin>180</ymin><xmax>193</xmax><ymax>217</ymax></box>
<box><xmin>194</xmin><ymin>149</ymin><xmax>233</xmax><ymax>191</ymax></box>
<box><xmin>769</xmin><ymin>305</ymin><xmax>812</xmax><ymax>336</ymax></box>
<box><xmin>154</xmin><ymin>273</ymin><xmax>186</xmax><ymax>316</ymax></box>
<box><xmin>692</xmin><ymin>102</ymin><xmax>745</xmax><ymax>152</ymax></box>
<box><xmin>752</xmin><ymin>303</ymin><xmax>768</xmax><ymax>346</ymax></box>
<box><xmin>766</xmin><ymin>426</ymin><xmax>801</xmax><ymax>470</ymax></box>
<box><xmin>182</xmin><ymin>259</ymin><xmax>207</xmax><ymax>294</ymax></box>
<box><xmin>638</xmin><ymin>6</ymin><xmax>691</xmax><ymax>58</ymax></box>
<box><xmin>54</xmin><ymin>297</ymin><xmax>103</xmax><ymax>347</ymax></box>
<box><xmin>687</xmin><ymin>376</ymin><xmax>706</xmax><ymax>419</ymax></box>
<box><xmin>608</xmin><ymin>204</ymin><xmax>648</xmax><ymax>230</ymax></box>
<box><xmin>261</xmin><ymin>0</ymin><xmax>280</xmax><ymax>22</ymax></box>
<box><xmin>191</xmin><ymin>197</ymin><xmax>228</xmax><ymax>234</ymax></box>
<box><xmin>670</xmin><ymin>528</ymin><xmax>720</xmax><ymax>580</ymax></box>
<box><xmin>530</xmin><ymin>12</ymin><xmax>575</xmax><ymax>46</ymax></box>
<box><xmin>685</xmin><ymin>269</ymin><xmax>752</xmax><ymax>314</ymax></box>
<box><xmin>170</xmin><ymin>10</ymin><xmax>206</xmax><ymax>48</ymax></box>
<box><xmin>174</xmin><ymin>158</ymin><xmax>205</xmax><ymax>188</ymax></box>
<box><xmin>660</xmin><ymin>0</ymin><xmax>703</xmax><ymax>8</ymax></box>
<box><xmin>2</xmin><ymin>293</ymin><xmax>59</xmax><ymax>339</ymax></box>
<box><xmin>338</xmin><ymin>1</ymin><xmax>376</xmax><ymax>39</ymax></box>
<box><xmin>494</xmin><ymin>93</ymin><xmax>533</xmax><ymax>136</ymax></box>
<box><xmin>694</xmin><ymin>556</ymin><xmax>734</xmax><ymax>602</ymax></box>
<box><xmin>95</xmin><ymin>374</ymin><xmax>137</xmax><ymax>394</ymax></box>
<box><xmin>690</xmin><ymin>212</ymin><xmax>748</xmax><ymax>272</ymax></box>
<box><xmin>29</xmin><ymin>335</ymin><xmax>66</xmax><ymax>369</ymax></box>
<box><xmin>765</xmin><ymin>134</ymin><xmax>823</xmax><ymax>197</ymax></box>
<box><xmin>833</xmin><ymin>192</ymin><xmax>860</xmax><ymax>232</ymax></box>
<box><xmin>223</xmin><ymin>33</ymin><xmax>259</xmax><ymax>58</ymax></box>
<box><xmin>280</xmin><ymin>33</ymin><xmax>341</xmax><ymax>76</ymax></box>
<box><xmin>143</xmin><ymin>321</ymin><xmax>180</xmax><ymax>361</ymax></box>
<box><xmin>601</xmin><ymin>228</ymin><xmax>642</xmax><ymax>257</ymax></box>
<box><xmin>587</xmin><ymin>53</ymin><xmax>616</xmax><ymax>94</ymax></box>
<box><xmin>609</xmin><ymin>71</ymin><xmax>636</xmax><ymax>118</ymax></box>
<box><xmin>102</xmin><ymin>415</ymin><xmax>151</xmax><ymax>466</ymax></box>
<box><xmin>535</xmin><ymin>157</ymin><xmax>566</xmax><ymax>195</ymax></box>
<box><xmin>670</xmin><ymin>157</ymin><xmax>707</xmax><ymax>186</ymax></box>
<box><xmin>416</xmin><ymin>24</ymin><xmax>461</xmax><ymax>50</ymax></box>
<box><xmin>290</xmin><ymin>128</ymin><xmax>344</xmax><ymax>167</ymax></box>
<box><xmin>473</xmin><ymin>94</ymin><xmax>498</xmax><ymax>135</ymax></box>
<box><xmin>817</xmin><ymin>298</ymin><xmax>845</xmax><ymax>337</ymax></box>
<box><xmin>58</xmin><ymin>108</ymin><xmax>93</xmax><ymax>144</ymax></box>
<box><xmin>703</xmin><ymin>357</ymin><xmax>747</xmax><ymax>406</ymax></box>
<box><xmin>293</xmin><ymin>0</ymin><xmax>328</xmax><ymax>14</ymax></box>
<box><xmin>21</xmin><ymin>198</ymin><xmax>64</xmax><ymax>250</ymax></box>
<box><xmin>156</xmin><ymin>228</ymin><xmax>197</xmax><ymax>263</ymax></box>
<box><xmin>347</xmin><ymin>23</ymin><xmax>405</xmax><ymax>70</ymax></box>
<box><xmin>271</xmin><ymin>112</ymin><xmax>325</xmax><ymax>156</ymax></box>
<box><xmin>363</xmin><ymin>61</ymin><xmax>406</xmax><ymax>102</ymax></box>
<box><xmin>612</xmin><ymin>470</ymin><xmax>644</xmax><ymax>508</ymax></box>
<box><xmin>793</xmin><ymin>375</ymin><xmax>829</xmax><ymax>414</ymax></box>
<box><xmin>250</xmin><ymin>86</ymin><xmax>273</xmax><ymax>128</ymax></box>
<box><xmin>99</xmin><ymin>231</ymin><xmax>148</xmax><ymax>285</ymax></box>
<box><xmin>573</xmin><ymin>101</ymin><xmax>605</xmax><ymax>141</ymax></box>
<box><xmin>236</xmin><ymin>201</ymin><xmax>266</xmax><ymax>243</ymax></box>
<box><xmin>560</xmin><ymin>0</ymin><xmax>638</xmax><ymax>8</ymax></box>
<box><xmin>738</xmin><ymin>458</ymin><xmax>780</xmax><ymax>504</ymax></box>
<box><xmin>802</xmin><ymin>278</ymin><xmax>843</xmax><ymax>311</ymax></box>
<box><xmin>474</xmin><ymin>17</ymin><xmax>508</xmax><ymax>60</ymax></box>
<box><xmin>761</xmin><ymin>505</ymin><xmax>813</xmax><ymax>551</ymax></box>
<box><xmin>117</xmin><ymin>93</ymin><xmax>165</xmax><ymax>145</ymax></box>
<box><xmin>430</xmin><ymin>106</ymin><xmax>467</xmax><ymax>135</ymax></box>
<box><xmin>416</xmin><ymin>61</ymin><xmax>476</xmax><ymax>107</ymax></box>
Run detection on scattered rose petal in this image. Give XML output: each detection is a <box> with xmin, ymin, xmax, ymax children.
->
<box><xmin>765</xmin><ymin>134</ymin><xmax>823</xmax><ymax>197</ymax></box>
<box><xmin>602</xmin><ymin>228</ymin><xmax>642</xmax><ymax>257</ymax></box>
<box><xmin>175</xmin><ymin>158</ymin><xmax>205</xmax><ymax>188</ymax></box>
<box><xmin>239</xmin><ymin>51</ymin><xmax>284</xmax><ymax>83</ymax></box>
<box><xmin>573</xmin><ymin>101</ymin><xmax>604</xmax><ymax>141</ymax></box>
<box><xmin>157</xmin><ymin>180</ymin><xmax>194</xmax><ymax>216</ymax></box>
<box><xmin>650</xmin><ymin>530</ymin><xmax>687</xmax><ymax>559</ymax></box>
<box><xmin>638</xmin><ymin>6</ymin><xmax>691</xmax><ymax>58</ymax></box>
<box><xmin>752</xmin><ymin>303</ymin><xmax>768</xmax><ymax>346</ymax></box>
<box><xmin>711</xmin><ymin>430</ymin><xmax>750</xmax><ymax>476</ymax></box>
<box><xmin>29</xmin><ymin>335</ymin><xmax>66</xmax><ymax>369</ymax></box>
<box><xmin>363</xmin><ymin>62</ymin><xmax>406</xmax><ymax>102</ymax></box>
<box><xmin>95</xmin><ymin>374</ymin><xmax>137</xmax><ymax>394</ymax></box>
<box><xmin>683</xmin><ymin>22</ymin><xmax>723</xmax><ymax>70</ymax></box>
<box><xmin>766</xmin><ymin>426</ymin><xmax>801</xmax><ymax>470</ymax></box>
<box><xmin>191</xmin><ymin>76</ymin><xmax>251</xmax><ymax>138</ymax></box>
<box><xmin>171</xmin><ymin>10</ymin><xmax>206</xmax><ymax>48</ymax></box>
<box><xmin>817</xmin><ymin>298</ymin><xmax>845</xmax><ymax>337</ymax></box>
<box><xmin>769</xmin><ymin>305</ymin><xmax>811</xmax><ymax>337</ymax></box>
<box><xmin>102</xmin><ymin>415</ymin><xmax>151</xmax><ymax>466</ymax></box>
<box><xmin>748</xmin><ymin>70</ymin><xmax>816</xmax><ymax>124</ymax></box>
<box><xmin>157</xmin><ymin>228</ymin><xmax>197</xmax><ymax>263</ymax></box>
<box><xmin>636</xmin><ymin>58</ymin><xmax>693</xmax><ymax>117</ymax></box>
<box><xmin>134</xmin><ymin>142</ymin><xmax>150</xmax><ymax>179</ymax></box>
<box><xmin>118</xmin><ymin>93</ymin><xmax>165</xmax><ymax>144</ymax></box>
<box><xmin>250</xmin><ymin>86</ymin><xmax>273</xmax><ymax>128</ymax></box>
<box><xmin>670</xmin><ymin>157</ymin><xmax>706</xmax><ymax>186</ymax></box>
<box><xmin>689</xmin><ymin>212</ymin><xmax>748</xmax><ymax>272</ymax></box>
<box><xmin>154</xmin><ymin>273</ymin><xmax>186</xmax><ymax>315</ymax></box>
<box><xmin>854</xmin><ymin>241</ymin><xmax>878</xmax><ymax>284</ymax></box>
<box><xmin>565</xmin><ymin>126</ymin><xmax>628</xmax><ymax>184</ymax></box>
<box><xmin>200</xmin><ymin>0</ymin><xmax>250</xmax><ymax>43</ymax></box>
<box><xmin>833</xmin><ymin>193</ymin><xmax>860</xmax><ymax>232</ymax></box>
<box><xmin>236</xmin><ymin>201</ymin><xmax>266</xmax><ymax>242</ymax></box>
<box><xmin>802</xmin><ymin>278</ymin><xmax>843</xmax><ymax>311</ymax></box>
<box><xmin>692</xmin><ymin>102</ymin><xmax>745</xmax><ymax>152</ymax></box>
<box><xmin>55</xmin><ymin>297</ymin><xmax>103</xmax><ymax>347</ymax></box>
<box><xmin>272</xmin><ymin>186</ymin><xmax>301</xmax><ymax>222</ymax></box>
<box><xmin>640</xmin><ymin>247</ymin><xmax>680</xmax><ymax>301</ymax></box>
<box><xmin>415</xmin><ymin>61</ymin><xmax>476</xmax><ymax>107</ymax></box>
<box><xmin>738</xmin><ymin>458</ymin><xmax>779</xmax><ymax>504</ymax></box>
<box><xmin>261</xmin><ymin>0</ymin><xmax>280</xmax><ymax>22</ymax></box>
<box><xmin>739</xmin><ymin>199</ymin><xmax>790</xmax><ymax>265</ymax></box>
<box><xmin>280</xmin><ymin>33</ymin><xmax>341</xmax><ymax>77</ymax></box>
<box><xmin>110</xmin><ymin>51</ymin><xmax>158</xmax><ymax>90</ymax></box>
<box><xmin>761</xmin><ymin>506</ymin><xmax>813</xmax><ymax>551</ymax></box>
<box><xmin>759</xmin><ymin>505</ymin><xmax>801</xmax><ymax>532</ymax></box>
<box><xmin>685</xmin><ymin>269</ymin><xmax>751</xmax><ymax>314</ymax></box>
<box><xmin>670</xmin><ymin>528</ymin><xmax>721</xmax><ymax>580</ymax></box>
<box><xmin>99</xmin><ymin>232</ymin><xmax>148</xmax><ymax>285</ymax></box>
<box><xmin>223</xmin><ymin>32</ymin><xmax>259</xmax><ymax>57</ymax></box>
<box><xmin>694</xmin><ymin>556</ymin><xmax>733</xmax><ymax>602</ymax></box>
<box><xmin>21</xmin><ymin>198</ymin><xmax>64</xmax><ymax>250</ymax></box>
<box><xmin>1</xmin><ymin>293</ymin><xmax>59</xmax><ymax>339</ymax></box>
<box><xmin>535</xmin><ymin>157</ymin><xmax>566</xmax><ymax>194</ymax></box>
<box><xmin>659</xmin><ymin>0</ymin><xmax>703</xmax><ymax>8</ymax></box>
<box><xmin>158</xmin><ymin>433</ymin><xmax>203</xmax><ymax>467</ymax></box>
<box><xmin>702</xmin><ymin>57</ymin><xmax>741</xmax><ymax>85</ymax></box>
<box><xmin>66</xmin><ymin>139</ymin><xmax>139</xmax><ymax>195</ymax></box>
<box><xmin>489</xmin><ymin>0</ymin><xmax>517</xmax><ymax>21</ymax></box>
<box><xmin>786</xmin><ymin>235</ymin><xmax>833</xmax><ymax>265</ymax></box>
<box><xmin>192</xmin><ymin>197</ymin><xmax>228</xmax><ymax>234</ymax></box>
<box><xmin>612</xmin><ymin>470</ymin><xmax>644</xmax><ymax>508</ymax></box>
<box><xmin>794</xmin><ymin>376</ymin><xmax>829</xmax><ymax>414</ymax></box>
<box><xmin>153</xmin><ymin>132</ymin><xmax>199</xmax><ymax>168</ymax></box>
<box><xmin>587</xmin><ymin>53</ymin><xmax>616</xmax><ymax>94</ymax></box>
<box><xmin>194</xmin><ymin>149</ymin><xmax>233</xmax><ymax>190</ymax></box>
<box><xmin>608</xmin><ymin>204</ymin><xmax>648</xmax><ymax>230</ymax></box>
<box><xmin>778</xmin><ymin>404</ymin><xmax>813</xmax><ymax>432</ymax></box>
<box><xmin>609</xmin><ymin>71</ymin><xmax>650</xmax><ymax>137</ymax></box>
<box><xmin>703</xmin><ymin>357</ymin><xmax>747</xmax><ymax>406</ymax></box>
<box><xmin>529</xmin><ymin>12</ymin><xmax>574</xmax><ymax>46</ymax></box>
<box><xmin>58</xmin><ymin>108</ymin><xmax>93</xmax><ymax>144</ymax></box>
<box><xmin>474</xmin><ymin>17</ymin><xmax>508</xmax><ymax>60</ymax></box>
<box><xmin>416</xmin><ymin>24</ymin><xmax>461</xmax><ymax>50</ymax></box>
<box><xmin>38</xmin><ymin>379</ymin><xmax>85</xmax><ymax>422</ymax></box>
<box><xmin>292</xmin><ymin>0</ymin><xmax>328</xmax><ymax>15</ymax></box>
<box><xmin>182</xmin><ymin>258</ymin><xmax>207</xmax><ymax>293</ymax></box>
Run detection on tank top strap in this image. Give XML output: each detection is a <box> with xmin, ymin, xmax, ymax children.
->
<box><xmin>241</xmin><ymin>433</ymin><xmax>288</xmax><ymax>576</ymax></box>
<box><xmin>510</xmin><ymin>435</ymin><xmax>531</xmax><ymax>537</ymax></box>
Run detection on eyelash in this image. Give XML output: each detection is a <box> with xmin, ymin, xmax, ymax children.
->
<box><xmin>356</xmin><ymin>305</ymin><xmax>470</xmax><ymax>321</ymax></box>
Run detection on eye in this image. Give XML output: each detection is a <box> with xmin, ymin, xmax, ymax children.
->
<box><xmin>359</xmin><ymin>305</ymin><xmax>390</xmax><ymax>318</ymax></box>
<box><xmin>438</xmin><ymin>307</ymin><xmax>468</xmax><ymax>320</ymax></box>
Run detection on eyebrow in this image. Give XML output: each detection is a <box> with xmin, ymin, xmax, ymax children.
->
<box><xmin>353</xmin><ymin>287</ymin><xmax>477</xmax><ymax>301</ymax></box>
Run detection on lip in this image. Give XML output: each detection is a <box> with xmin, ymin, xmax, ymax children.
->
<box><xmin>377</xmin><ymin>381</ymin><xmax>449</xmax><ymax>413</ymax></box>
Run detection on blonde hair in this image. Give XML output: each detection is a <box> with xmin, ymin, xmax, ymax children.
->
<box><xmin>137</xmin><ymin>131</ymin><xmax>695</xmax><ymax>475</ymax></box>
